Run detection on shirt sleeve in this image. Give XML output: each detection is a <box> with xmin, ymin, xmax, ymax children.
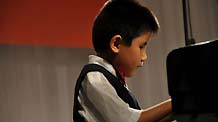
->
<box><xmin>83</xmin><ymin>71</ymin><xmax>142</xmax><ymax>122</ymax></box>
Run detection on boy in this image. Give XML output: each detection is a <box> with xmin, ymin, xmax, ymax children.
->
<box><xmin>73</xmin><ymin>0</ymin><xmax>173</xmax><ymax>122</ymax></box>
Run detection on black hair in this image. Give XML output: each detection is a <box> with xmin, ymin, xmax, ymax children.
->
<box><xmin>92</xmin><ymin>0</ymin><xmax>159</xmax><ymax>53</ymax></box>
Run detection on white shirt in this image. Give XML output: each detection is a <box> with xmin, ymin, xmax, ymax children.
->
<box><xmin>78</xmin><ymin>55</ymin><xmax>142</xmax><ymax>122</ymax></box>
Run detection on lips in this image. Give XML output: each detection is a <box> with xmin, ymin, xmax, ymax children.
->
<box><xmin>140</xmin><ymin>62</ymin><xmax>144</xmax><ymax>66</ymax></box>
<box><xmin>137</xmin><ymin>62</ymin><xmax>144</xmax><ymax>67</ymax></box>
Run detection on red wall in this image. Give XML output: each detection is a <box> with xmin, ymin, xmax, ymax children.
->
<box><xmin>0</xmin><ymin>0</ymin><xmax>107</xmax><ymax>48</ymax></box>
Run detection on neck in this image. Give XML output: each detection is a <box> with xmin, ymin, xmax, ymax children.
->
<box><xmin>97</xmin><ymin>51</ymin><xmax>114</xmax><ymax>65</ymax></box>
<box><xmin>115</xmin><ymin>66</ymin><xmax>126</xmax><ymax>83</ymax></box>
<box><xmin>97</xmin><ymin>52</ymin><xmax>126</xmax><ymax>85</ymax></box>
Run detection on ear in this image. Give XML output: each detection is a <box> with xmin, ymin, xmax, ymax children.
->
<box><xmin>110</xmin><ymin>35</ymin><xmax>122</xmax><ymax>53</ymax></box>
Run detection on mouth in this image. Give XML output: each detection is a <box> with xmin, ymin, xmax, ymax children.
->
<box><xmin>137</xmin><ymin>62</ymin><xmax>144</xmax><ymax>67</ymax></box>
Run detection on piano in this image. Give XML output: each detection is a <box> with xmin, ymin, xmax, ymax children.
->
<box><xmin>166</xmin><ymin>39</ymin><xmax>218</xmax><ymax>122</ymax></box>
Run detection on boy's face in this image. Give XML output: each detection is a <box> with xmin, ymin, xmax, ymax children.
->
<box><xmin>114</xmin><ymin>32</ymin><xmax>152</xmax><ymax>77</ymax></box>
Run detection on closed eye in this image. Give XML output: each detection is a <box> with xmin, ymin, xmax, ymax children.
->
<box><xmin>139</xmin><ymin>42</ymin><xmax>147</xmax><ymax>49</ymax></box>
<box><xmin>139</xmin><ymin>45</ymin><xmax>145</xmax><ymax>49</ymax></box>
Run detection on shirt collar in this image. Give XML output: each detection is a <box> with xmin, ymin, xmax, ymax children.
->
<box><xmin>88</xmin><ymin>55</ymin><xmax>126</xmax><ymax>85</ymax></box>
<box><xmin>88</xmin><ymin>55</ymin><xmax>117</xmax><ymax>77</ymax></box>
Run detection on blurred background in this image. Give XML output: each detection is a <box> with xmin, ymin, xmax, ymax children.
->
<box><xmin>0</xmin><ymin>0</ymin><xmax>217</xmax><ymax>122</ymax></box>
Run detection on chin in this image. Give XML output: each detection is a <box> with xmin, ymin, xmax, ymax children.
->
<box><xmin>125</xmin><ymin>71</ymin><xmax>135</xmax><ymax>77</ymax></box>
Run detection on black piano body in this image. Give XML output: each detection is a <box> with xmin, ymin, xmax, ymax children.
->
<box><xmin>166</xmin><ymin>39</ymin><xmax>218</xmax><ymax>122</ymax></box>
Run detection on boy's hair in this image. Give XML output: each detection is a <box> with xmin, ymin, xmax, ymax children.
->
<box><xmin>92</xmin><ymin>0</ymin><xmax>159</xmax><ymax>53</ymax></box>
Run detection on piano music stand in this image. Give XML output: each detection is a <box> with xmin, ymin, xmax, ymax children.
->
<box><xmin>166</xmin><ymin>39</ymin><xmax>218</xmax><ymax>122</ymax></box>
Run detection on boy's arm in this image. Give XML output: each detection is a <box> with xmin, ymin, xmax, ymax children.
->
<box><xmin>138</xmin><ymin>99</ymin><xmax>173</xmax><ymax>122</ymax></box>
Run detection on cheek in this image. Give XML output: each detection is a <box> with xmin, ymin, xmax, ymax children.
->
<box><xmin>117</xmin><ymin>48</ymin><xmax>140</xmax><ymax>76</ymax></box>
<box><xmin>123</xmin><ymin>56</ymin><xmax>139</xmax><ymax>76</ymax></box>
<box><xmin>127</xmin><ymin>48</ymin><xmax>141</xmax><ymax>64</ymax></box>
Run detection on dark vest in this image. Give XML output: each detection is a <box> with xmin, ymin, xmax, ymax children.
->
<box><xmin>73</xmin><ymin>64</ymin><xmax>141</xmax><ymax>122</ymax></box>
